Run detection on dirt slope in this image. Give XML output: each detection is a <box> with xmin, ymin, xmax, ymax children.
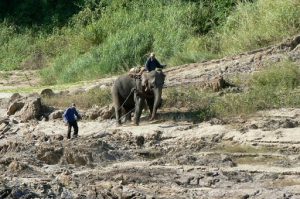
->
<box><xmin>1</xmin><ymin>35</ymin><xmax>300</xmax><ymax>199</ymax></box>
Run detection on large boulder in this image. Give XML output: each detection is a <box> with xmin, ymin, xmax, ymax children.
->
<box><xmin>9</xmin><ymin>93</ymin><xmax>22</xmax><ymax>103</ymax></box>
<box><xmin>14</xmin><ymin>97</ymin><xmax>43</xmax><ymax>122</ymax></box>
<box><xmin>7</xmin><ymin>94</ymin><xmax>58</xmax><ymax>122</ymax></box>
<box><xmin>40</xmin><ymin>88</ymin><xmax>55</xmax><ymax>98</ymax></box>
<box><xmin>37</xmin><ymin>147</ymin><xmax>64</xmax><ymax>165</ymax></box>
<box><xmin>99</xmin><ymin>104</ymin><xmax>114</xmax><ymax>120</ymax></box>
<box><xmin>7</xmin><ymin>100</ymin><xmax>25</xmax><ymax>116</ymax></box>
<box><xmin>49</xmin><ymin>110</ymin><xmax>64</xmax><ymax>120</ymax></box>
<box><xmin>204</xmin><ymin>75</ymin><xmax>233</xmax><ymax>92</ymax></box>
<box><xmin>84</xmin><ymin>108</ymin><xmax>100</xmax><ymax>120</ymax></box>
<box><xmin>84</xmin><ymin>104</ymin><xmax>114</xmax><ymax>120</ymax></box>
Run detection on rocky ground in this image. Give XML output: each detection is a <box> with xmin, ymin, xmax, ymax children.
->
<box><xmin>1</xmin><ymin>36</ymin><xmax>300</xmax><ymax>199</ymax></box>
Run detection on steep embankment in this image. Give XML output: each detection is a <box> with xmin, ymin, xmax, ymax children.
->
<box><xmin>1</xmin><ymin>35</ymin><xmax>300</xmax><ymax>93</ymax></box>
<box><xmin>0</xmin><ymin>35</ymin><xmax>300</xmax><ymax>198</ymax></box>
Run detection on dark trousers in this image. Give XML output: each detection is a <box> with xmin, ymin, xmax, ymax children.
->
<box><xmin>67</xmin><ymin>121</ymin><xmax>78</xmax><ymax>139</ymax></box>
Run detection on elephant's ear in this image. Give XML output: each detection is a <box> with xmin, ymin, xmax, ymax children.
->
<box><xmin>155</xmin><ymin>72</ymin><xmax>165</xmax><ymax>88</ymax></box>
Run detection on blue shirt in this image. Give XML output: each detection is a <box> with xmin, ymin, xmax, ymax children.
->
<box><xmin>145</xmin><ymin>58</ymin><xmax>164</xmax><ymax>72</ymax></box>
<box><xmin>63</xmin><ymin>107</ymin><xmax>80</xmax><ymax>122</ymax></box>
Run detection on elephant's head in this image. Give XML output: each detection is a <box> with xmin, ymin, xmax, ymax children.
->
<box><xmin>141</xmin><ymin>70</ymin><xmax>165</xmax><ymax>91</ymax></box>
<box><xmin>141</xmin><ymin>70</ymin><xmax>165</xmax><ymax>120</ymax></box>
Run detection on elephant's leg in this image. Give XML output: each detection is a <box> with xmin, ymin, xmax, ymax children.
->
<box><xmin>151</xmin><ymin>88</ymin><xmax>162</xmax><ymax>120</ymax></box>
<box><xmin>112</xmin><ymin>94</ymin><xmax>122</xmax><ymax>125</ymax></box>
<box><xmin>116</xmin><ymin>106</ymin><xmax>122</xmax><ymax>125</ymax></box>
<box><xmin>146</xmin><ymin>97</ymin><xmax>154</xmax><ymax>118</ymax></box>
<box><xmin>133</xmin><ymin>95</ymin><xmax>145</xmax><ymax>125</ymax></box>
<box><xmin>124</xmin><ymin>107</ymin><xmax>132</xmax><ymax>123</ymax></box>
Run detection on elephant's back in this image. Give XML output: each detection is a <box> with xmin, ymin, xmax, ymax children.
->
<box><xmin>114</xmin><ymin>75</ymin><xmax>135</xmax><ymax>88</ymax></box>
<box><xmin>113</xmin><ymin>75</ymin><xmax>136</xmax><ymax>98</ymax></box>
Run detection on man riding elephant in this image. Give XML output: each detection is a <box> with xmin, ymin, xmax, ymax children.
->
<box><xmin>144</xmin><ymin>52</ymin><xmax>166</xmax><ymax>72</ymax></box>
<box><xmin>112</xmin><ymin>67</ymin><xmax>165</xmax><ymax>125</ymax></box>
<box><xmin>139</xmin><ymin>52</ymin><xmax>166</xmax><ymax>92</ymax></box>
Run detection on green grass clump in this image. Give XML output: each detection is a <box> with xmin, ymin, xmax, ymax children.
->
<box><xmin>213</xmin><ymin>142</ymin><xmax>275</xmax><ymax>154</ymax></box>
<box><xmin>42</xmin><ymin>88</ymin><xmax>111</xmax><ymax>110</ymax></box>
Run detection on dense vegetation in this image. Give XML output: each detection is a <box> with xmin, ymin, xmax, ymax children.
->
<box><xmin>0</xmin><ymin>0</ymin><xmax>83</xmax><ymax>28</ymax></box>
<box><xmin>1</xmin><ymin>0</ymin><xmax>299</xmax><ymax>84</ymax></box>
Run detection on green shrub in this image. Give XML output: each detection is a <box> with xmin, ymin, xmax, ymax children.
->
<box><xmin>218</xmin><ymin>0</ymin><xmax>300</xmax><ymax>55</ymax></box>
<box><xmin>169</xmin><ymin>36</ymin><xmax>219</xmax><ymax>65</ymax></box>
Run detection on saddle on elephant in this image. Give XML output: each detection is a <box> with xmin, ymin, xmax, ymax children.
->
<box><xmin>128</xmin><ymin>67</ymin><xmax>143</xmax><ymax>79</ymax></box>
<box><xmin>128</xmin><ymin>67</ymin><xmax>164</xmax><ymax>78</ymax></box>
<box><xmin>127</xmin><ymin>67</ymin><xmax>165</xmax><ymax>98</ymax></box>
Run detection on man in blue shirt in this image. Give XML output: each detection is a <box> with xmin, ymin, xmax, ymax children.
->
<box><xmin>63</xmin><ymin>103</ymin><xmax>81</xmax><ymax>139</ymax></box>
<box><xmin>144</xmin><ymin>52</ymin><xmax>166</xmax><ymax>72</ymax></box>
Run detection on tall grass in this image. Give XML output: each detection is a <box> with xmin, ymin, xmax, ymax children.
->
<box><xmin>0</xmin><ymin>23</ymin><xmax>72</xmax><ymax>71</ymax></box>
<box><xmin>0</xmin><ymin>23</ymin><xmax>33</xmax><ymax>70</ymax></box>
<box><xmin>41</xmin><ymin>0</ymin><xmax>196</xmax><ymax>84</ymax></box>
<box><xmin>218</xmin><ymin>0</ymin><xmax>300</xmax><ymax>55</ymax></box>
<box><xmin>1</xmin><ymin>0</ymin><xmax>300</xmax><ymax>85</ymax></box>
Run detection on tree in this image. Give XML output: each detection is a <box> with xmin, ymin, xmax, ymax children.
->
<box><xmin>0</xmin><ymin>0</ymin><xmax>84</xmax><ymax>27</ymax></box>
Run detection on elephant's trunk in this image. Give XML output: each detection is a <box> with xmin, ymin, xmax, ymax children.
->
<box><xmin>150</xmin><ymin>88</ymin><xmax>162</xmax><ymax>120</ymax></box>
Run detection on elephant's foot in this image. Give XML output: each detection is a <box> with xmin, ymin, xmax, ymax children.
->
<box><xmin>116</xmin><ymin>120</ymin><xmax>122</xmax><ymax>126</ymax></box>
<box><xmin>131</xmin><ymin>116</ymin><xmax>139</xmax><ymax>125</ymax></box>
<box><xmin>131</xmin><ymin>121</ymin><xmax>139</xmax><ymax>126</ymax></box>
<box><xmin>150</xmin><ymin>116</ymin><xmax>155</xmax><ymax>121</ymax></box>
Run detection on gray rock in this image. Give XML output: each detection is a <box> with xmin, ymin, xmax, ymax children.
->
<box><xmin>16</xmin><ymin>97</ymin><xmax>42</xmax><ymax>122</ymax></box>
<box><xmin>37</xmin><ymin>147</ymin><xmax>64</xmax><ymax>165</ymax></box>
<box><xmin>7</xmin><ymin>100</ymin><xmax>25</xmax><ymax>116</ymax></box>
<box><xmin>40</xmin><ymin>88</ymin><xmax>55</xmax><ymax>98</ymax></box>
<box><xmin>9</xmin><ymin>93</ymin><xmax>22</xmax><ymax>103</ymax></box>
<box><xmin>49</xmin><ymin>110</ymin><xmax>64</xmax><ymax>120</ymax></box>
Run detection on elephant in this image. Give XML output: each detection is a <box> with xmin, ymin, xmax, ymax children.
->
<box><xmin>111</xmin><ymin>70</ymin><xmax>165</xmax><ymax>125</ymax></box>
